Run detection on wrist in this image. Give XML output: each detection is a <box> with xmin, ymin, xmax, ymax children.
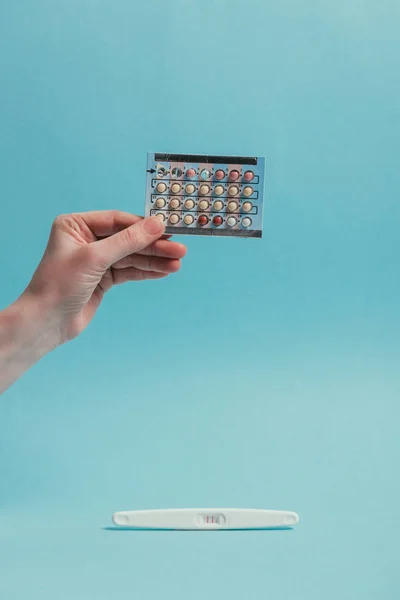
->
<box><xmin>11</xmin><ymin>290</ymin><xmax>63</xmax><ymax>355</ymax></box>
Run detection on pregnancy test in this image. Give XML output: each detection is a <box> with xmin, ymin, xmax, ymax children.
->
<box><xmin>112</xmin><ymin>508</ymin><xmax>299</xmax><ymax>530</ymax></box>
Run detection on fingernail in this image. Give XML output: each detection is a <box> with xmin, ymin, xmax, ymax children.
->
<box><xmin>144</xmin><ymin>216</ymin><xmax>164</xmax><ymax>235</ymax></box>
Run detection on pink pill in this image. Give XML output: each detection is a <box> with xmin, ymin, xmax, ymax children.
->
<box><xmin>215</xmin><ymin>169</ymin><xmax>225</xmax><ymax>180</ymax></box>
<box><xmin>244</xmin><ymin>170</ymin><xmax>254</xmax><ymax>182</ymax></box>
<box><xmin>229</xmin><ymin>170</ymin><xmax>240</xmax><ymax>181</ymax></box>
<box><xmin>186</xmin><ymin>168</ymin><xmax>196</xmax><ymax>178</ymax></box>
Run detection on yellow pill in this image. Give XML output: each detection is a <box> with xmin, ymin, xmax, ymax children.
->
<box><xmin>184</xmin><ymin>214</ymin><xmax>194</xmax><ymax>225</ymax></box>
<box><xmin>185</xmin><ymin>184</ymin><xmax>195</xmax><ymax>194</ymax></box>
<box><xmin>198</xmin><ymin>200</ymin><xmax>209</xmax><ymax>210</ymax></box>
<box><xmin>243</xmin><ymin>186</ymin><xmax>253</xmax><ymax>197</ymax></box>
<box><xmin>155</xmin><ymin>197</ymin><xmax>166</xmax><ymax>208</ymax></box>
<box><xmin>199</xmin><ymin>184</ymin><xmax>210</xmax><ymax>195</ymax></box>
<box><xmin>242</xmin><ymin>201</ymin><xmax>253</xmax><ymax>212</ymax></box>
<box><xmin>213</xmin><ymin>200</ymin><xmax>224</xmax><ymax>211</ymax></box>
<box><xmin>227</xmin><ymin>201</ymin><xmax>239</xmax><ymax>212</ymax></box>
<box><xmin>155</xmin><ymin>213</ymin><xmax>166</xmax><ymax>221</ymax></box>
<box><xmin>169</xmin><ymin>198</ymin><xmax>180</xmax><ymax>209</ymax></box>
<box><xmin>156</xmin><ymin>182</ymin><xmax>167</xmax><ymax>193</ymax></box>
<box><xmin>214</xmin><ymin>185</ymin><xmax>224</xmax><ymax>196</ymax></box>
<box><xmin>169</xmin><ymin>214</ymin><xmax>180</xmax><ymax>224</ymax></box>
<box><xmin>184</xmin><ymin>199</ymin><xmax>195</xmax><ymax>209</ymax></box>
<box><xmin>170</xmin><ymin>183</ymin><xmax>181</xmax><ymax>194</ymax></box>
<box><xmin>228</xmin><ymin>185</ymin><xmax>239</xmax><ymax>196</ymax></box>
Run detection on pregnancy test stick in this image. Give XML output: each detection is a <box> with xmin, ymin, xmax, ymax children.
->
<box><xmin>112</xmin><ymin>508</ymin><xmax>299</xmax><ymax>530</ymax></box>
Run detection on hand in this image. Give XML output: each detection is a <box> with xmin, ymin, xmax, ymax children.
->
<box><xmin>25</xmin><ymin>211</ymin><xmax>187</xmax><ymax>344</ymax></box>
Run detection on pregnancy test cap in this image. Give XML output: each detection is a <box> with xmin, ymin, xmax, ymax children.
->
<box><xmin>112</xmin><ymin>508</ymin><xmax>299</xmax><ymax>530</ymax></box>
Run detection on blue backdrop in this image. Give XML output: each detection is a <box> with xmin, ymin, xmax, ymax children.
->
<box><xmin>1</xmin><ymin>1</ymin><xmax>399</xmax><ymax>598</ymax></box>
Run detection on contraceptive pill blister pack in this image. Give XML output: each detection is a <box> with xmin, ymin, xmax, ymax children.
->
<box><xmin>144</xmin><ymin>153</ymin><xmax>266</xmax><ymax>238</ymax></box>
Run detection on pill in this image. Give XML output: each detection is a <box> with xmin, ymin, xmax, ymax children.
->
<box><xmin>169</xmin><ymin>198</ymin><xmax>180</xmax><ymax>209</ymax></box>
<box><xmin>228</xmin><ymin>185</ymin><xmax>239</xmax><ymax>196</ymax></box>
<box><xmin>156</xmin><ymin>213</ymin><xmax>166</xmax><ymax>221</ymax></box>
<box><xmin>170</xmin><ymin>183</ymin><xmax>181</xmax><ymax>193</ymax></box>
<box><xmin>169</xmin><ymin>214</ymin><xmax>180</xmax><ymax>224</ymax></box>
<box><xmin>227</xmin><ymin>216</ymin><xmax>237</xmax><ymax>227</ymax></box>
<box><xmin>242</xmin><ymin>217</ymin><xmax>252</xmax><ymax>228</ymax></box>
<box><xmin>213</xmin><ymin>200</ymin><xmax>224</xmax><ymax>211</ymax></box>
<box><xmin>185</xmin><ymin>184</ymin><xmax>195</xmax><ymax>194</ymax></box>
<box><xmin>184</xmin><ymin>214</ymin><xmax>194</xmax><ymax>225</ymax></box>
<box><xmin>198</xmin><ymin>200</ymin><xmax>209</xmax><ymax>210</ymax></box>
<box><xmin>243</xmin><ymin>186</ymin><xmax>253</xmax><ymax>197</ymax></box>
<box><xmin>227</xmin><ymin>201</ymin><xmax>238</xmax><ymax>212</ymax></box>
<box><xmin>229</xmin><ymin>170</ymin><xmax>240</xmax><ymax>181</ymax></box>
<box><xmin>214</xmin><ymin>185</ymin><xmax>224</xmax><ymax>196</ymax></box>
<box><xmin>198</xmin><ymin>215</ymin><xmax>209</xmax><ymax>226</ymax></box>
<box><xmin>199</xmin><ymin>184</ymin><xmax>210</xmax><ymax>195</ymax></box>
<box><xmin>184</xmin><ymin>199</ymin><xmax>195</xmax><ymax>209</ymax></box>
<box><xmin>200</xmin><ymin>168</ymin><xmax>211</xmax><ymax>180</ymax></box>
<box><xmin>213</xmin><ymin>216</ymin><xmax>223</xmax><ymax>226</ymax></box>
<box><xmin>244</xmin><ymin>170</ymin><xmax>254</xmax><ymax>182</ymax></box>
<box><xmin>242</xmin><ymin>201</ymin><xmax>253</xmax><ymax>212</ymax></box>
<box><xmin>155</xmin><ymin>197</ymin><xmax>166</xmax><ymax>208</ymax></box>
<box><xmin>186</xmin><ymin>168</ymin><xmax>196</xmax><ymax>178</ymax></box>
<box><xmin>215</xmin><ymin>169</ymin><xmax>225</xmax><ymax>180</ymax></box>
<box><xmin>156</xmin><ymin>182</ymin><xmax>167</xmax><ymax>193</ymax></box>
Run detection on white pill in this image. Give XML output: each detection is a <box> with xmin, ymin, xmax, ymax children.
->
<box><xmin>213</xmin><ymin>200</ymin><xmax>224</xmax><ymax>211</ymax></box>
<box><xmin>169</xmin><ymin>198</ymin><xmax>180</xmax><ymax>209</ymax></box>
<box><xmin>170</xmin><ymin>183</ymin><xmax>181</xmax><ymax>193</ymax></box>
<box><xmin>198</xmin><ymin>200</ymin><xmax>209</xmax><ymax>210</ymax></box>
<box><xmin>242</xmin><ymin>217</ymin><xmax>252</xmax><ymax>228</ymax></box>
<box><xmin>155</xmin><ymin>213</ymin><xmax>166</xmax><ymax>221</ymax></box>
<box><xmin>227</xmin><ymin>216</ymin><xmax>237</xmax><ymax>227</ymax></box>
<box><xmin>243</xmin><ymin>186</ymin><xmax>253</xmax><ymax>197</ymax></box>
<box><xmin>169</xmin><ymin>214</ymin><xmax>180</xmax><ymax>224</ymax></box>
<box><xmin>184</xmin><ymin>214</ymin><xmax>194</xmax><ymax>225</ymax></box>
<box><xmin>227</xmin><ymin>201</ymin><xmax>238</xmax><ymax>212</ymax></box>
<box><xmin>214</xmin><ymin>185</ymin><xmax>224</xmax><ymax>196</ymax></box>
<box><xmin>155</xmin><ymin>197</ymin><xmax>166</xmax><ymax>208</ymax></box>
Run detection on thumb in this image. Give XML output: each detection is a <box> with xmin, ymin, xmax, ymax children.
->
<box><xmin>92</xmin><ymin>216</ymin><xmax>165</xmax><ymax>268</ymax></box>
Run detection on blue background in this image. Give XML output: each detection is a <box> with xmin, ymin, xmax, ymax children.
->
<box><xmin>1</xmin><ymin>0</ymin><xmax>399</xmax><ymax>598</ymax></box>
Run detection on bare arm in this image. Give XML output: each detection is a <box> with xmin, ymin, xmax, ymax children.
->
<box><xmin>0</xmin><ymin>292</ymin><xmax>61</xmax><ymax>393</ymax></box>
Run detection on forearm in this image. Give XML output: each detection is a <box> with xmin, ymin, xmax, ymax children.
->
<box><xmin>0</xmin><ymin>291</ymin><xmax>61</xmax><ymax>395</ymax></box>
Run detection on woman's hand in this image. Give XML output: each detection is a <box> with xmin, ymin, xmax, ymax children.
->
<box><xmin>26</xmin><ymin>210</ymin><xmax>187</xmax><ymax>342</ymax></box>
<box><xmin>0</xmin><ymin>211</ymin><xmax>187</xmax><ymax>394</ymax></box>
